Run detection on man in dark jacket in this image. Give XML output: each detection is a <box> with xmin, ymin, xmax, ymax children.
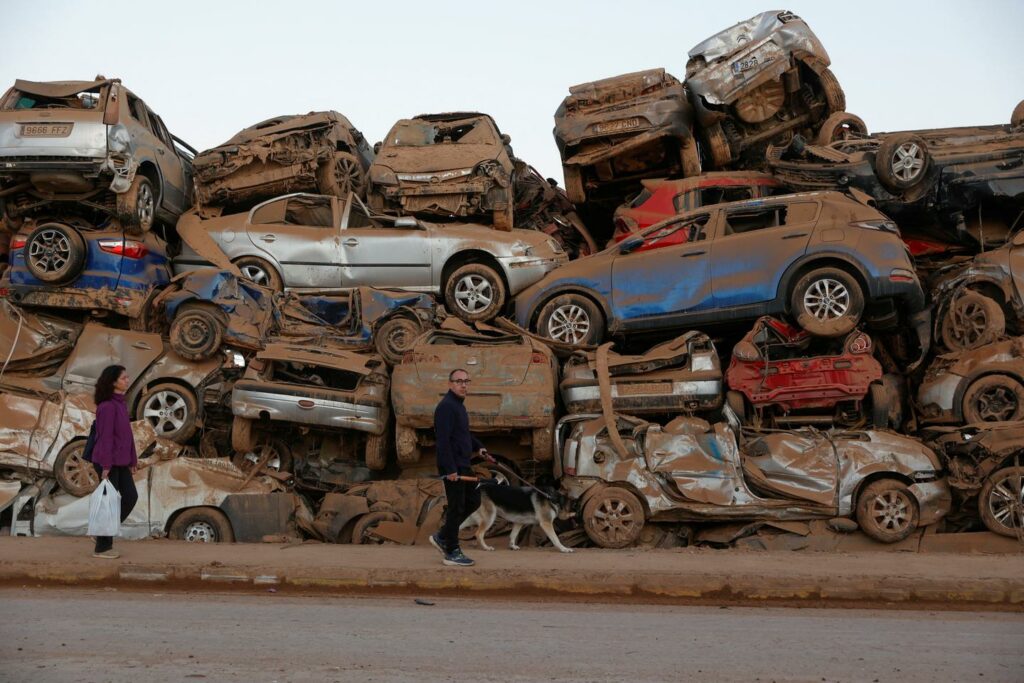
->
<box><xmin>430</xmin><ymin>368</ymin><xmax>493</xmax><ymax>566</ymax></box>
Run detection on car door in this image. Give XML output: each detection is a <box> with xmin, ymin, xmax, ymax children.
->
<box><xmin>59</xmin><ymin>326</ymin><xmax>164</xmax><ymax>397</ymax></box>
<box><xmin>245</xmin><ymin>195</ymin><xmax>344</xmax><ymax>288</ymax></box>
<box><xmin>337</xmin><ymin>201</ymin><xmax>432</xmax><ymax>289</ymax></box>
<box><xmin>710</xmin><ymin>200</ymin><xmax>818</xmax><ymax>309</ymax></box>
<box><xmin>146</xmin><ymin>110</ymin><xmax>190</xmax><ymax>212</ymax></box>
<box><xmin>610</xmin><ymin>212</ymin><xmax>717</xmax><ymax>326</ymax></box>
<box><xmin>123</xmin><ymin>93</ymin><xmax>164</xmax><ymax>180</ymax></box>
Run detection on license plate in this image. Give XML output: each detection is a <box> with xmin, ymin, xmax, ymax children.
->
<box><xmin>594</xmin><ymin>118</ymin><xmax>641</xmax><ymax>134</ymax></box>
<box><xmin>731</xmin><ymin>56</ymin><xmax>759</xmax><ymax>75</ymax></box>
<box><xmin>20</xmin><ymin>123</ymin><xmax>73</xmax><ymax>137</ymax></box>
<box><xmin>617</xmin><ymin>382</ymin><xmax>672</xmax><ymax>396</ymax></box>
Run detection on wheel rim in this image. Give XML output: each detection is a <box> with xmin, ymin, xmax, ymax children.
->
<box><xmin>803</xmin><ymin>278</ymin><xmax>850</xmax><ymax>321</ymax></box>
<box><xmin>179</xmin><ymin>316</ymin><xmax>215</xmax><ymax>352</ymax></box>
<box><xmin>241</xmin><ymin>444</ymin><xmax>284</xmax><ymax>471</ymax></box>
<box><xmin>383</xmin><ymin>321</ymin><xmax>417</xmax><ymax>356</ymax></box>
<box><xmin>546</xmin><ymin>304</ymin><xmax>591</xmax><ymax>344</ymax></box>
<box><xmin>867</xmin><ymin>490</ymin><xmax>913</xmax><ymax>534</ymax></box>
<box><xmin>987</xmin><ymin>473</ymin><xmax>1024</xmax><ymax>531</ymax></box>
<box><xmin>184</xmin><ymin>521</ymin><xmax>216</xmax><ymax>542</ymax></box>
<box><xmin>239</xmin><ymin>263</ymin><xmax>270</xmax><ymax>286</ymax></box>
<box><xmin>143</xmin><ymin>390</ymin><xmax>189</xmax><ymax>435</ymax></box>
<box><xmin>973</xmin><ymin>385</ymin><xmax>1021</xmax><ymax>421</ymax></box>
<box><xmin>138</xmin><ymin>182</ymin><xmax>155</xmax><ymax>230</ymax></box>
<box><xmin>590</xmin><ymin>496</ymin><xmax>639</xmax><ymax>545</ymax></box>
<box><xmin>334</xmin><ymin>157</ymin><xmax>361</xmax><ymax>194</ymax></box>
<box><xmin>28</xmin><ymin>229</ymin><xmax>72</xmax><ymax>274</ymax></box>
<box><xmin>949</xmin><ymin>300</ymin><xmax>991</xmax><ymax>347</ymax></box>
<box><xmin>62</xmin><ymin>448</ymin><xmax>98</xmax><ymax>492</ymax></box>
<box><xmin>454</xmin><ymin>274</ymin><xmax>493</xmax><ymax>314</ymax></box>
<box><xmin>890</xmin><ymin>142</ymin><xmax>925</xmax><ymax>183</ymax></box>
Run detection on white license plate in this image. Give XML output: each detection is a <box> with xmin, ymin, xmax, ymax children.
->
<box><xmin>617</xmin><ymin>382</ymin><xmax>672</xmax><ymax>396</ymax></box>
<box><xmin>732</xmin><ymin>56</ymin><xmax>759</xmax><ymax>74</ymax></box>
<box><xmin>594</xmin><ymin>118</ymin><xmax>641</xmax><ymax>134</ymax></box>
<box><xmin>20</xmin><ymin>123</ymin><xmax>73</xmax><ymax>137</ymax></box>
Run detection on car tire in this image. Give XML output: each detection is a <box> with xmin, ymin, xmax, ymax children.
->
<box><xmin>444</xmin><ymin>262</ymin><xmax>506</xmax><ymax>322</ymax></box>
<box><xmin>374</xmin><ymin>316</ymin><xmax>422</xmax><ymax>366</ymax></box>
<box><xmin>532</xmin><ymin>418</ymin><xmax>555</xmax><ymax>461</ymax></box>
<box><xmin>24</xmin><ymin>222</ymin><xmax>87</xmax><ymax>284</ymax></box>
<box><xmin>232</xmin><ymin>438</ymin><xmax>294</xmax><ymax>474</ymax></box>
<box><xmin>680</xmin><ymin>139</ymin><xmax>702</xmax><ymax>177</ymax></box>
<box><xmin>725</xmin><ymin>390</ymin><xmax>748</xmax><ymax>425</ymax></box>
<box><xmin>233</xmin><ymin>255</ymin><xmax>283</xmax><ymax>292</ymax></box>
<box><xmin>868</xmin><ymin>382</ymin><xmax>892</xmax><ymax>429</ymax></box>
<box><xmin>855</xmin><ymin>479</ymin><xmax>919</xmax><ymax>543</ymax></box>
<box><xmin>169</xmin><ymin>303</ymin><xmax>226</xmax><ymax>361</ymax></box>
<box><xmin>364</xmin><ymin>433</ymin><xmax>388</xmax><ymax>471</ymax></box>
<box><xmin>701</xmin><ymin>123</ymin><xmax>733</xmax><ymax>170</ymax></box>
<box><xmin>962</xmin><ymin>374</ymin><xmax>1024</xmax><ymax>423</ymax></box>
<box><xmin>815</xmin><ymin>112</ymin><xmax>867</xmax><ymax>145</ymax></box>
<box><xmin>940</xmin><ymin>291</ymin><xmax>1005</xmax><ymax>351</ymax></box>
<box><xmin>789</xmin><ymin>267</ymin><xmax>865</xmax><ymax>338</ymax></box>
<box><xmin>562</xmin><ymin>165</ymin><xmax>585</xmax><ymax>205</ymax></box>
<box><xmin>979</xmin><ymin>466</ymin><xmax>1024</xmax><ymax>537</ymax></box>
<box><xmin>230</xmin><ymin>417</ymin><xmax>256</xmax><ymax>453</ymax></box>
<box><xmin>395</xmin><ymin>424</ymin><xmax>421</xmax><ymax>465</ymax></box>
<box><xmin>116</xmin><ymin>175</ymin><xmax>157</xmax><ymax>235</ymax></box>
<box><xmin>169</xmin><ymin>507</ymin><xmax>234</xmax><ymax>543</ymax></box>
<box><xmin>352</xmin><ymin>511</ymin><xmax>401</xmax><ymax>544</ymax></box>
<box><xmin>582</xmin><ymin>487</ymin><xmax>645</xmax><ymax>549</ymax></box>
<box><xmin>54</xmin><ymin>440</ymin><xmax>99</xmax><ymax>497</ymax></box>
<box><xmin>535</xmin><ymin>294</ymin><xmax>604</xmax><ymax>345</ymax></box>
<box><xmin>317</xmin><ymin>151</ymin><xmax>366</xmax><ymax>198</ymax></box>
<box><xmin>136</xmin><ymin>383</ymin><xmax>199</xmax><ymax>443</ymax></box>
<box><xmin>1011</xmin><ymin>100</ymin><xmax>1024</xmax><ymax>128</ymax></box>
<box><xmin>875</xmin><ymin>133</ymin><xmax>931</xmax><ymax>192</ymax></box>
<box><xmin>816</xmin><ymin>66</ymin><xmax>846</xmax><ymax>114</ymax></box>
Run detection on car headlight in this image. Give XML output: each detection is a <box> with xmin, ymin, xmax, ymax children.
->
<box><xmin>512</xmin><ymin>241</ymin><xmax>534</xmax><ymax>257</ymax></box>
<box><xmin>547</xmin><ymin>238</ymin><xmax>564</xmax><ymax>254</ymax></box>
<box><xmin>369</xmin><ymin>166</ymin><xmax>399</xmax><ymax>186</ymax></box>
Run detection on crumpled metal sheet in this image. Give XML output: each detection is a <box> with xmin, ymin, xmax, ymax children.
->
<box><xmin>0</xmin><ymin>300</ymin><xmax>81</xmax><ymax>376</ymax></box>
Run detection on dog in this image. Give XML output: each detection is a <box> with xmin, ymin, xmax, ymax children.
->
<box><xmin>459</xmin><ymin>481</ymin><xmax>575</xmax><ymax>553</ymax></box>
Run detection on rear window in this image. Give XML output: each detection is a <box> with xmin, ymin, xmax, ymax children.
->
<box><xmin>388</xmin><ymin>118</ymin><xmax>494</xmax><ymax>147</ymax></box>
<box><xmin>675</xmin><ymin>186</ymin><xmax>755</xmax><ymax>212</ymax></box>
<box><xmin>2</xmin><ymin>87</ymin><xmax>107</xmax><ymax>112</ymax></box>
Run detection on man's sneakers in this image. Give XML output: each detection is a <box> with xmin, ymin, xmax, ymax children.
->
<box><xmin>442</xmin><ymin>548</ymin><xmax>475</xmax><ymax>567</ymax></box>
<box><xmin>92</xmin><ymin>549</ymin><xmax>120</xmax><ymax>559</ymax></box>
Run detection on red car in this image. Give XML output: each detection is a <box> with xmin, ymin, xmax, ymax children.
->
<box><xmin>612</xmin><ymin>172</ymin><xmax>785</xmax><ymax>242</ymax></box>
<box><xmin>725</xmin><ymin>316</ymin><xmax>898</xmax><ymax>428</ymax></box>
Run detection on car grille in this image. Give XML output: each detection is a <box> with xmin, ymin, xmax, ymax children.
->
<box><xmin>770</xmin><ymin>167</ymin><xmax>841</xmax><ymax>190</ymax></box>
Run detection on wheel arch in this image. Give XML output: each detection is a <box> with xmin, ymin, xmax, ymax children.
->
<box><xmin>852</xmin><ymin>471</ymin><xmax>915</xmax><ymax>510</ymax></box>
<box><xmin>953</xmin><ymin>369</ymin><xmax>1024</xmax><ymax>423</ymax></box>
<box><xmin>164</xmin><ymin>504</ymin><xmax>234</xmax><ymax>538</ymax></box>
<box><xmin>132</xmin><ymin>377</ymin><xmax>201</xmax><ymax>417</ymax></box>
<box><xmin>136</xmin><ymin>159</ymin><xmax>164</xmax><ymax>206</ymax></box>
<box><xmin>440</xmin><ymin>250</ymin><xmax>510</xmax><ymax>297</ymax></box>
<box><xmin>779</xmin><ymin>254</ymin><xmax>873</xmax><ymax>313</ymax></box>
<box><xmin>527</xmin><ymin>285</ymin><xmax>612</xmax><ymax>332</ymax></box>
<box><xmin>577</xmin><ymin>480</ymin><xmax>653</xmax><ymax>519</ymax></box>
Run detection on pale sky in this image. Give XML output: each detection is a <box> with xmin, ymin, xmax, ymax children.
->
<box><xmin>2</xmin><ymin>1</ymin><xmax>1021</xmax><ymax>184</ymax></box>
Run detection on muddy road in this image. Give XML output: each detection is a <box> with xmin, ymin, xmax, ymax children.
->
<box><xmin>1</xmin><ymin>588</ymin><xmax>1021</xmax><ymax>682</ymax></box>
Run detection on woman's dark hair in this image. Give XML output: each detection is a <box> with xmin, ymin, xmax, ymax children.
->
<box><xmin>94</xmin><ymin>365</ymin><xmax>126</xmax><ymax>404</ymax></box>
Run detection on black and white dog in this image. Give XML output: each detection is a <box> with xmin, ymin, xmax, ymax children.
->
<box><xmin>460</xmin><ymin>481</ymin><xmax>575</xmax><ymax>553</ymax></box>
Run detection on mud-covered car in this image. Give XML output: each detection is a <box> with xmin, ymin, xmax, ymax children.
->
<box><xmin>553</xmin><ymin>68</ymin><xmax>698</xmax><ymax>206</ymax></box>
<box><xmin>561</xmin><ymin>332</ymin><xmax>722</xmax><ymax>415</ymax></box>
<box><xmin>725</xmin><ymin>316</ymin><xmax>900</xmax><ymax>428</ymax></box>
<box><xmin>612</xmin><ymin>172</ymin><xmax>786</xmax><ymax>241</ymax></box>
<box><xmin>0</xmin><ymin>77</ymin><xmax>195</xmax><ymax>233</ymax></box>
<box><xmin>230</xmin><ymin>344</ymin><xmax>391</xmax><ymax>475</ymax></box>
<box><xmin>924</xmin><ymin>422</ymin><xmax>1024</xmax><ymax>538</ymax></box>
<box><xmin>516</xmin><ymin>191</ymin><xmax>926</xmax><ymax>344</ymax></box>
<box><xmin>0</xmin><ymin>308</ymin><xmax>233</xmax><ymax>495</ymax></box>
<box><xmin>556</xmin><ymin>413</ymin><xmax>949</xmax><ymax>547</ymax></box>
<box><xmin>157</xmin><ymin>269</ymin><xmax>439</xmax><ymax>365</ymax></box>
<box><xmin>1</xmin><ymin>216</ymin><xmax>169</xmax><ymax>319</ymax></box>
<box><xmin>310</xmin><ymin>478</ymin><xmax>447</xmax><ymax>545</ymax></box>
<box><xmin>686</xmin><ymin>11</ymin><xmax>850</xmax><ymax>169</ymax></box>
<box><xmin>513</xmin><ymin>163</ymin><xmax>597</xmax><ymax>260</ymax></box>
<box><xmin>391</xmin><ymin>327</ymin><xmax>558</xmax><ymax>471</ymax></box>
<box><xmin>769</xmin><ymin>107</ymin><xmax>1024</xmax><ymax>250</ymax></box>
<box><xmin>173</xmin><ymin>192</ymin><xmax>567</xmax><ymax>322</ymax></box>
<box><xmin>368</xmin><ymin>112</ymin><xmax>516</xmax><ymax>229</ymax></box>
<box><xmin>918</xmin><ymin>338</ymin><xmax>1024</xmax><ymax>425</ymax></box>
<box><xmin>930</xmin><ymin>230</ymin><xmax>1024</xmax><ymax>352</ymax></box>
<box><xmin>193</xmin><ymin>111</ymin><xmax>373</xmax><ymax>213</ymax></box>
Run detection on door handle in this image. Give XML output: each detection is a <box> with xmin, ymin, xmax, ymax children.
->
<box><xmin>131</xmin><ymin>342</ymin><xmax>152</xmax><ymax>350</ymax></box>
<box><xmin>781</xmin><ymin>232</ymin><xmax>808</xmax><ymax>240</ymax></box>
<box><xmin>343</xmin><ymin>238</ymin><xmax>359</xmax><ymax>247</ymax></box>
<box><xmin>679</xmin><ymin>250</ymin><xmax>706</xmax><ymax>257</ymax></box>
<box><xmin>157</xmin><ymin>148</ymin><xmax>165</xmax><ymax>155</ymax></box>
<box><xmin>260</xmin><ymin>234</ymin><xmax>276</xmax><ymax>242</ymax></box>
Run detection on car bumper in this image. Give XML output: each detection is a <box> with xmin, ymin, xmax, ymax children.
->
<box><xmin>908</xmin><ymin>479</ymin><xmax>952</xmax><ymax>527</ymax></box>
<box><xmin>917</xmin><ymin>372</ymin><xmax>963</xmax><ymax>422</ymax></box>
<box><xmin>561</xmin><ymin>378</ymin><xmax>722</xmax><ymax>414</ymax></box>
<box><xmin>3</xmin><ymin>283</ymin><xmax>153</xmax><ymax>318</ymax></box>
<box><xmin>232</xmin><ymin>386</ymin><xmax>387</xmax><ymax>435</ymax></box>
<box><xmin>501</xmin><ymin>254</ymin><xmax>568</xmax><ymax>296</ymax></box>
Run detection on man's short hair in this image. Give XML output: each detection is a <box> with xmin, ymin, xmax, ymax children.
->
<box><xmin>448</xmin><ymin>368</ymin><xmax>469</xmax><ymax>381</ymax></box>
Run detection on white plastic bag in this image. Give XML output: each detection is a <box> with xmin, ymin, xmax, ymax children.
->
<box><xmin>87</xmin><ymin>480</ymin><xmax>121</xmax><ymax>537</ymax></box>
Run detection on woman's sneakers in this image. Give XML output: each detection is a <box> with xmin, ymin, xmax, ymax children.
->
<box><xmin>92</xmin><ymin>549</ymin><xmax>120</xmax><ymax>559</ymax></box>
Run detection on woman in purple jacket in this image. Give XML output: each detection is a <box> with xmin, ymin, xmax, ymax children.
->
<box><xmin>90</xmin><ymin>364</ymin><xmax>139</xmax><ymax>559</ymax></box>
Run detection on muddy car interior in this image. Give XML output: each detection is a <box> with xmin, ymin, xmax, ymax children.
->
<box><xmin>3</xmin><ymin>8</ymin><xmax>1024</xmax><ymax>552</ymax></box>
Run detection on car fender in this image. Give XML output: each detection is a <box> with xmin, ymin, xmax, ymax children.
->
<box><xmin>527</xmin><ymin>284</ymin><xmax>613</xmax><ymax>329</ymax></box>
<box><xmin>777</xmin><ymin>250</ymin><xmax>874</xmax><ymax>303</ymax></box>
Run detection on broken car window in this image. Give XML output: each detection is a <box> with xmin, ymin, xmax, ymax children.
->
<box><xmin>3</xmin><ymin>88</ymin><xmax>104</xmax><ymax>111</ymax></box>
<box><xmin>389</xmin><ymin>118</ymin><xmax>494</xmax><ymax>146</ymax></box>
<box><xmin>643</xmin><ymin>214</ymin><xmax>710</xmax><ymax>248</ymax></box>
<box><xmin>723</xmin><ymin>206</ymin><xmax>787</xmax><ymax>235</ymax></box>
<box><xmin>251</xmin><ymin>196</ymin><xmax>334</xmax><ymax>227</ymax></box>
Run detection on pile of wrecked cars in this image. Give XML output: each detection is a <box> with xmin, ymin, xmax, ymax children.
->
<box><xmin>3</xmin><ymin>8</ymin><xmax>1024</xmax><ymax>551</ymax></box>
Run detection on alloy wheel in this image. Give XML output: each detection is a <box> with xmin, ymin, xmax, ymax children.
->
<box><xmin>803</xmin><ymin>278</ymin><xmax>850</xmax><ymax>320</ymax></box>
<box><xmin>28</xmin><ymin>228</ymin><xmax>72</xmax><ymax>273</ymax></box>
<box><xmin>546</xmin><ymin>304</ymin><xmax>591</xmax><ymax>344</ymax></box>
<box><xmin>453</xmin><ymin>274</ymin><xmax>494</xmax><ymax>314</ymax></box>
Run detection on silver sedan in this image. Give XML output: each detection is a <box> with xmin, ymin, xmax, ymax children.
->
<box><xmin>173</xmin><ymin>192</ymin><xmax>568</xmax><ymax>322</ymax></box>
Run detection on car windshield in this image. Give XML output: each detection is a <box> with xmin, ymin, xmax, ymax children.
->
<box><xmin>388</xmin><ymin>118</ymin><xmax>494</xmax><ymax>147</ymax></box>
<box><xmin>2</xmin><ymin>87</ymin><xmax>107</xmax><ymax>111</ymax></box>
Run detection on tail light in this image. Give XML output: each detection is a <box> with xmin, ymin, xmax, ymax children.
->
<box><xmin>850</xmin><ymin>219</ymin><xmax>899</xmax><ymax>235</ymax></box>
<box><xmin>98</xmin><ymin>239</ymin><xmax>148</xmax><ymax>259</ymax></box>
<box><xmin>531</xmin><ymin>352</ymin><xmax>548</xmax><ymax>364</ymax></box>
<box><xmin>9</xmin><ymin>238</ymin><xmax>26</xmax><ymax>250</ymax></box>
<box><xmin>889</xmin><ymin>268</ymin><xmax>916</xmax><ymax>283</ymax></box>
<box><xmin>847</xmin><ymin>332</ymin><xmax>872</xmax><ymax>354</ymax></box>
<box><xmin>732</xmin><ymin>340</ymin><xmax>761</xmax><ymax>362</ymax></box>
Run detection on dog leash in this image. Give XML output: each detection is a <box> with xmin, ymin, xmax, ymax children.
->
<box><xmin>481</xmin><ymin>454</ymin><xmax>556</xmax><ymax>502</ymax></box>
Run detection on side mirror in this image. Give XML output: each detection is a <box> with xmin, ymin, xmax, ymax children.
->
<box><xmin>619</xmin><ymin>236</ymin><xmax>643</xmax><ymax>254</ymax></box>
<box><xmin>394</xmin><ymin>217</ymin><xmax>419</xmax><ymax>229</ymax></box>
<box><xmin>501</xmin><ymin>134</ymin><xmax>512</xmax><ymax>145</ymax></box>
<box><xmin>373</xmin><ymin>141</ymin><xmax>382</xmax><ymax>154</ymax></box>
<box><xmin>732</xmin><ymin>340</ymin><xmax>761</xmax><ymax>362</ymax></box>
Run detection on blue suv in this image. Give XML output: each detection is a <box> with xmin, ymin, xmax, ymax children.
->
<box><xmin>1</xmin><ymin>217</ymin><xmax>170</xmax><ymax>319</ymax></box>
<box><xmin>515</xmin><ymin>191</ymin><xmax>926</xmax><ymax>344</ymax></box>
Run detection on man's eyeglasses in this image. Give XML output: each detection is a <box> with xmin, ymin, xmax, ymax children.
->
<box><xmin>450</xmin><ymin>378</ymin><xmax>472</xmax><ymax>385</ymax></box>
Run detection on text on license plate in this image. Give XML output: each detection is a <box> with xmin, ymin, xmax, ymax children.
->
<box><xmin>616</xmin><ymin>382</ymin><xmax>672</xmax><ymax>396</ymax></box>
<box><xmin>20</xmin><ymin>123</ymin><xmax>73</xmax><ymax>137</ymax></box>
<box><xmin>732</xmin><ymin>57</ymin><xmax>759</xmax><ymax>74</ymax></box>
<box><xmin>594</xmin><ymin>118</ymin><xmax>641</xmax><ymax>134</ymax></box>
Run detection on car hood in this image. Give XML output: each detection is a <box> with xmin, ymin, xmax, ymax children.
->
<box><xmin>374</xmin><ymin>145</ymin><xmax>501</xmax><ymax>174</ymax></box>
